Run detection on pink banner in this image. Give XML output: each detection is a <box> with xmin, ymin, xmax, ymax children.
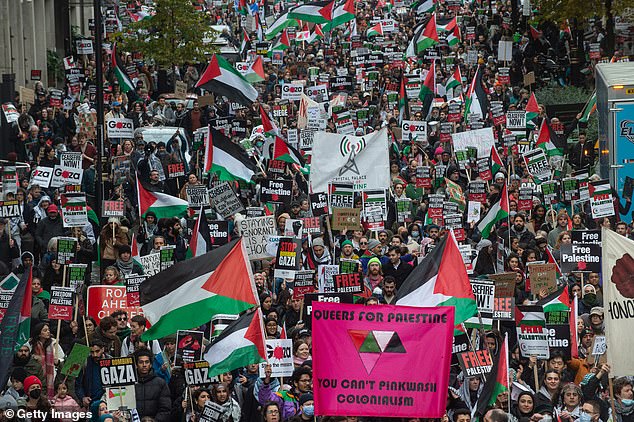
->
<box><xmin>312</xmin><ymin>303</ymin><xmax>454</xmax><ymax>418</ymax></box>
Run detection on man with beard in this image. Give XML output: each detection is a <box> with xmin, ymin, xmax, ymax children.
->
<box><xmin>501</xmin><ymin>213</ymin><xmax>536</xmax><ymax>249</ymax></box>
<box><xmin>364</xmin><ymin>257</ymin><xmax>384</xmax><ymax>290</ymax></box>
<box><xmin>86</xmin><ymin>316</ymin><xmax>121</xmax><ymax>357</ymax></box>
<box><xmin>284</xmin><ymin>298</ymin><xmax>303</xmax><ymax>330</ymax></box>
<box><xmin>163</xmin><ymin>217</ymin><xmax>187</xmax><ymax>262</ymax></box>
<box><xmin>13</xmin><ymin>345</ymin><xmax>44</xmax><ymax>385</ymax></box>
<box><xmin>75</xmin><ymin>339</ymin><xmax>109</xmax><ymax>408</ymax></box>
<box><xmin>382</xmin><ymin>276</ymin><xmax>397</xmax><ymax>305</ymax></box>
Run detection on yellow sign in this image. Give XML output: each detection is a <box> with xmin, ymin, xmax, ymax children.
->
<box><xmin>626</xmin><ymin>87</ymin><xmax>634</xmax><ymax>95</ymax></box>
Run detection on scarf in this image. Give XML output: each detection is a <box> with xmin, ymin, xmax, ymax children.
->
<box><xmin>293</xmin><ymin>355</ymin><xmax>312</xmax><ymax>367</ymax></box>
<box><xmin>616</xmin><ymin>399</ymin><xmax>634</xmax><ymax>422</ymax></box>
<box><xmin>34</xmin><ymin>340</ymin><xmax>55</xmax><ymax>399</ymax></box>
<box><xmin>116</xmin><ymin>257</ymin><xmax>134</xmax><ymax>275</ymax></box>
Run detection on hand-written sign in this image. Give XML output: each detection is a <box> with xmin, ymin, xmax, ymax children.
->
<box><xmin>331</xmin><ymin>208</ymin><xmax>361</xmax><ymax>230</ymax></box>
<box><xmin>238</xmin><ymin>216</ymin><xmax>276</xmax><ymax>260</ymax></box>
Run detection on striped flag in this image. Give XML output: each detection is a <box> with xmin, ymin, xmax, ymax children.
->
<box><xmin>474</xmin><ymin>334</ymin><xmax>510</xmax><ymax>420</ymax></box>
<box><xmin>140</xmin><ymin>239</ymin><xmax>259</xmax><ymax>341</ymax></box>
<box><xmin>265</xmin><ymin>12</ymin><xmax>299</xmax><ymax>40</ymax></box>
<box><xmin>288</xmin><ymin>0</ymin><xmax>335</xmax><ymax>24</ymax></box>
<box><xmin>322</xmin><ymin>0</ymin><xmax>355</xmax><ymax>31</ymax></box>
<box><xmin>419</xmin><ymin>60</ymin><xmax>436</xmax><ymax>117</ymax></box>
<box><xmin>447</xmin><ymin>25</ymin><xmax>461</xmax><ymax>47</ymax></box>
<box><xmin>477</xmin><ymin>183</ymin><xmax>509</xmax><ymax>239</ymax></box>
<box><xmin>464</xmin><ymin>65</ymin><xmax>489</xmax><ymax>122</ymax></box>
<box><xmin>189</xmin><ymin>207</ymin><xmax>212</xmax><ymax>258</ymax></box>
<box><xmin>111</xmin><ymin>44</ymin><xmax>135</xmax><ymax>93</ymax></box>
<box><xmin>411</xmin><ymin>0</ymin><xmax>435</xmax><ymax>14</ymax></box>
<box><xmin>579</xmin><ymin>92</ymin><xmax>597</xmax><ymax>123</ymax></box>
<box><xmin>204</xmin><ymin>127</ymin><xmax>257</xmax><ymax>184</ymax></box>
<box><xmin>136</xmin><ymin>178</ymin><xmax>188</xmax><ymax>220</ymax></box>
<box><xmin>537</xmin><ymin>286</ymin><xmax>571</xmax><ymax>313</ymax></box>
<box><xmin>203</xmin><ymin>308</ymin><xmax>267</xmax><ymax>376</ymax></box>
<box><xmin>445</xmin><ymin>66</ymin><xmax>462</xmax><ymax>91</ymax></box>
<box><xmin>196</xmin><ymin>54</ymin><xmax>258</xmax><ymax>106</ymax></box>
<box><xmin>416</xmin><ymin>14</ymin><xmax>439</xmax><ymax>51</ymax></box>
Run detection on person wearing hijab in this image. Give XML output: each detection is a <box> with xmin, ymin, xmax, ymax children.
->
<box><xmin>474</xmin><ymin>239</ymin><xmax>496</xmax><ymax>276</ymax></box>
<box><xmin>458</xmin><ymin>376</ymin><xmax>484</xmax><ymax>414</ymax></box>
<box><xmin>512</xmin><ymin>391</ymin><xmax>536</xmax><ymax>421</ymax></box>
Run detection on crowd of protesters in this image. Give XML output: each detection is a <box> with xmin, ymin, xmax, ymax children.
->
<box><xmin>0</xmin><ymin>0</ymin><xmax>632</xmax><ymax>420</ymax></box>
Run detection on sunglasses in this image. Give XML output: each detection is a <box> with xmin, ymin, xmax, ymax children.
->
<box><xmin>117</xmin><ymin>317</ymin><xmax>127</xmax><ymax>321</ymax></box>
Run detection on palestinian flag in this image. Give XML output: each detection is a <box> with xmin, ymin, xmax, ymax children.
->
<box><xmin>240</xmin><ymin>28</ymin><xmax>250</xmax><ymax>57</ymax></box>
<box><xmin>264</xmin><ymin>12</ymin><xmax>299</xmax><ymax>40</ymax></box>
<box><xmin>271</xmin><ymin>30</ymin><xmax>291</xmax><ymax>51</ymax></box>
<box><xmin>205</xmin><ymin>127</ymin><xmax>257</xmax><ymax>183</ymax></box>
<box><xmin>515</xmin><ymin>305</ymin><xmax>546</xmax><ymax>328</ymax></box>
<box><xmin>196</xmin><ymin>54</ymin><xmax>258</xmax><ymax>106</ymax></box>
<box><xmin>237</xmin><ymin>0</ymin><xmax>248</xmax><ymax>15</ymax></box>
<box><xmin>464</xmin><ymin>65</ymin><xmax>489</xmax><ymax>122</ymax></box>
<box><xmin>0</xmin><ymin>268</ymin><xmax>32</xmax><ymax>390</ymax></box>
<box><xmin>322</xmin><ymin>0</ymin><xmax>355</xmax><ymax>31</ymax></box>
<box><xmin>411</xmin><ymin>0</ymin><xmax>435</xmax><ymax>14</ymax></box>
<box><xmin>445</xmin><ymin>66</ymin><xmax>462</xmax><ymax>91</ymax></box>
<box><xmin>203</xmin><ymin>308</ymin><xmax>266</xmax><ymax>377</ymax></box>
<box><xmin>436</xmin><ymin>16</ymin><xmax>457</xmax><ymax>32</ymax></box>
<box><xmin>136</xmin><ymin>178</ymin><xmax>188</xmax><ymax>219</ymax></box>
<box><xmin>579</xmin><ymin>92</ymin><xmax>597</xmax><ymax>123</ymax></box>
<box><xmin>86</xmin><ymin>206</ymin><xmax>100</xmax><ymax>227</ymax></box>
<box><xmin>188</xmin><ymin>207</ymin><xmax>212</xmax><ymax>258</ymax></box>
<box><xmin>404</xmin><ymin>22</ymin><xmax>425</xmax><ymax>58</ymax></box>
<box><xmin>535</xmin><ymin>119</ymin><xmax>565</xmax><ymax>157</ymax></box>
<box><xmin>525</xmin><ymin>92</ymin><xmax>540</xmax><ymax>126</ymax></box>
<box><xmin>398</xmin><ymin>75</ymin><xmax>410</xmax><ymax>124</ymax></box>
<box><xmin>447</xmin><ymin>25</ymin><xmax>461</xmax><ymax>47</ymax></box>
<box><xmin>491</xmin><ymin>146</ymin><xmax>504</xmax><ymax>175</ymax></box>
<box><xmin>288</xmin><ymin>0</ymin><xmax>335</xmax><ymax>24</ymax></box>
<box><xmin>307</xmin><ymin>25</ymin><xmax>324</xmax><ymax>43</ymax></box>
<box><xmin>530</xmin><ymin>25</ymin><xmax>542</xmax><ymax>40</ymax></box>
<box><xmin>474</xmin><ymin>334</ymin><xmax>509</xmax><ymax>420</ymax></box>
<box><xmin>419</xmin><ymin>60</ymin><xmax>436</xmax><ymax>117</ymax></box>
<box><xmin>274</xmin><ymin>136</ymin><xmax>304</xmax><ymax>166</ymax></box>
<box><xmin>259</xmin><ymin>104</ymin><xmax>280</xmax><ymax>140</ymax></box>
<box><xmin>130</xmin><ymin>233</ymin><xmax>143</xmax><ymax>271</ymax></box>
<box><xmin>537</xmin><ymin>286</ymin><xmax>571</xmax><ymax>313</ymax></box>
<box><xmin>477</xmin><ymin>183</ymin><xmax>509</xmax><ymax>239</ymax></box>
<box><xmin>111</xmin><ymin>44</ymin><xmax>135</xmax><ymax>93</ymax></box>
<box><xmin>416</xmin><ymin>14</ymin><xmax>439</xmax><ymax>51</ymax></box>
<box><xmin>366</xmin><ymin>22</ymin><xmax>383</xmax><ymax>37</ymax></box>
<box><xmin>244</xmin><ymin>56</ymin><xmax>265</xmax><ymax>83</ymax></box>
<box><xmin>396</xmin><ymin>231</ymin><xmax>477</xmax><ymax>329</ymax></box>
<box><xmin>140</xmin><ymin>239</ymin><xmax>259</xmax><ymax>341</ymax></box>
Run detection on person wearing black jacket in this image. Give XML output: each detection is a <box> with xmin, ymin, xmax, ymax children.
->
<box><xmin>381</xmin><ymin>246</ymin><xmax>413</xmax><ymax>289</ymax></box>
<box><xmin>568</xmin><ymin>132</ymin><xmax>595</xmax><ymax>171</ymax></box>
<box><xmin>0</xmin><ymin>219</ymin><xmax>20</xmax><ymax>269</ymax></box>
<box><xmin>134</xmin><ymin>348</ymin><xmax>172</xmax><ymax>422</ymax></box>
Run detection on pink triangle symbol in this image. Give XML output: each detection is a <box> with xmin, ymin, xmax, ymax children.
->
<box><xmin>358</xmin><ymin>353</ymin><xmax>381</xmax><ymax>374</ymax></box>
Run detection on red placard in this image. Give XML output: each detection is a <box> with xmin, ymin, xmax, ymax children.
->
<box><xmin>87</xmin><ymin>286</ymin><xmax>143</xmax><ymax>323</ymax></box>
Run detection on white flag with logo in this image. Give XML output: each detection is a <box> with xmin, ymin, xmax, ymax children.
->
<box><xmin>310</xmin><ymin>127</ymin><xmax>390</xmax><ymax>192</ymax></box>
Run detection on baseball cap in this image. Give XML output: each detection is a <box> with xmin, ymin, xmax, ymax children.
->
<box><xmin>590</xmin><ymin>307</ymin><xmax>604</xmax><ymax>317</ymax></box>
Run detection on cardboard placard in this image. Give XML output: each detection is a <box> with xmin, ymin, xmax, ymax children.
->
<box><xmin>209</xmin><ymin>182</ymin><xmax>244</xmax><ymax>217</ymax></box>
<box><xmin>331</xmin><ymin>208</ymin><xmax>361</xmax><ymax>231</ymax></box>
<box><xmin>489</xmin><ymin>272</ymin><xmax>516</xmax><ymax>298</ymax></box>
<box><xmin>238</xmin><ymin>216</ymin><xmax>277</xmax><ymax>260</ymax></box>
<box><xmin>527</xmin><ymin>262</ymin><xmax>557</xmax><ymax>294</ymax></box>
